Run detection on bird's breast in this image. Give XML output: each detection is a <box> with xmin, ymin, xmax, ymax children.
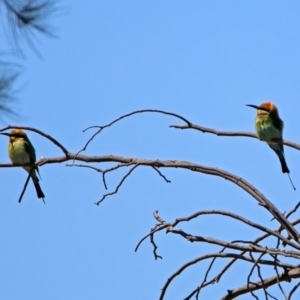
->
<box><xmin>255</xmin><ymin>117</ymin><xmax>282</xmax><ymax>141</ymax></box>
<box><xmin>9</xmin><ymin>140</ymin><xmax>31</xmax><ymax>165</ymax></box>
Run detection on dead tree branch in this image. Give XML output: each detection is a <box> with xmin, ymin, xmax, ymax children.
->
<box><xmin>1</xmin><ymin>153</ymin><xmax>299</xmax><ymax>243</ymax></box>
<box><xmin>79</xmin><ymin>109</ymin><xmax>300</xmax><ymax>152</ymax></box>
<box><xmin>1</xmin><ymin>112</ymin><xmax>300</xmax><ymax>299</ymax></box>
<box><xmin>220</xmin><ymin>268</ymin><xmax>300</xmax><ymax>300</ymax></box>
<box><xmin>0</xmin><ymin>125</ymin><xmax>69</xmax><ymax>155</ymax></box>
<box><xmin>79</xmin><ymin>109</ymin><xmax>192</xmax><ymax>154</ymax></box>
<box><xmin>170</xmin><ymin>123</ymin><xmax>300</xmax><ymax>152</ymax></box>
<box><xmin>138</xmin><ymin>210</ymin><xmax>300</xmax><ymax>300</ymax></box>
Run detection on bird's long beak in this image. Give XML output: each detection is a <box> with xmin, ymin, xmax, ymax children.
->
<box><xmin>0</xmin><ymin>133</ymin><xmax>10</xmax><ymax>136</ymax></box>
<box><xmin>246</xmin><ymin>104</ymin><xmax>269</xmax><ymax>112</ymax></box>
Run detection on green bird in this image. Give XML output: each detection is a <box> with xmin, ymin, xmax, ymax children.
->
<box><xmin>246</xmin><ymin>102</ymin><xmax>295</xmax><ymax>189</ymax></box>
<box><xmin>0</xmin><ymin>129</ymin><xmax>45</xmax><ymax>200</ymax></box>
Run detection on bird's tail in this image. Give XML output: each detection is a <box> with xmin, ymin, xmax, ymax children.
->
<box><xmin>33</xmin><ymin>180</ymin><xmax>45</xmax><ymax>199</ymax></box>
<box><xmin>279</xmin><ymin>156</ymin><xmax>290</xmax><ymax>173</ymax></box>
<box><xmin>27</xmin><ymin>168</ymin><xmax>45</xmax><ymax>200</ymax></box>
<box><xmin>268</xmin><ymin>143</ymin><xmax>290</xmax><ymax>173</ymax></box>
<box><xmin>268</xmin><ymin>143</ymin><xmax>295</xmax><ymax>189</ymax></box>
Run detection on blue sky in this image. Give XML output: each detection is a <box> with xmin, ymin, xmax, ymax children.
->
<box><xmin>0</xmin><ymin>1</ymin><xmax>300</xmax><ymax>299</ymax></box>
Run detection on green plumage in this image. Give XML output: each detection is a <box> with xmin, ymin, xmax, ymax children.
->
<box><xmin>5</xmin><ymin>129</ymin><xmax>45</xmax><ymax>199</ymax></box>
<box><xmin>255</xmin><ymin>109</ymin><xmax>289</xmax><ymax>173</ymax></box>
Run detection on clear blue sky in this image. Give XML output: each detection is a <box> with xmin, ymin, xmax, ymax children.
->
<box><xmin>0</xmin><ymin>1</ymin><xmax>300</xmax><ymax>299</ymax></box>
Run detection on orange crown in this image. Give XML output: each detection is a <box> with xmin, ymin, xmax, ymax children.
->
<box><xmin>257</xmin><ymin>102</ymin><xmax>278</xmax><ymax>115</ymax></box>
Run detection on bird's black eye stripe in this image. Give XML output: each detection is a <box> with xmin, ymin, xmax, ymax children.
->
<box><xmin>11</xmin><ymin>133</ymin><xmax>24</xmax><ymax>138</ymax></box>
<box><xmin>260</xmin><ymin>107</ymin><xmax>270</xmax><ymax>112</ymax></box>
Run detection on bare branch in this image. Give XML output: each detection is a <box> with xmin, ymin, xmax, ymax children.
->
<box><xmin>159</xmin><ymin>253</ymin><xmax>295</xmax><ymax>300</ymax></box>
<box><xmin>193</xmin><ymin>247</ymin><xmax>227</xmax><ymax>300</ymax></box>
<box><xmin>94</xmin><ymin>164</ymin><xmax>140</xmax><ymax>205</ymax></box>
<box><xmin>168</xmin><ymin>228</ymin><xmax>300</xmax><ymax>259</ymax></box>
<box><xmin>170</xmin><ymin>123</ymin><xmax>300</xmax><ymax>152</ymax></box>
<box><xmin>135</xmin><ymin>216</ymin><xmax>170</xmax><ymax>253</ymax></box>
<box><xmin>0</xmin><ymin>125</ymin><xmax>69</xmax><ymax>155</ymax></box>
<box><xmin>150</xmin><ymin>231</ymin><xmax>162</xmax><ymax>260</ymax></box>
<box><xmin>282</xmin><ymin>201</ymin><xmax>300</xmax><ymax>247</ymax></box>
<box><xmin>151</xmin><ymin>167</ymin><xmax>171</xmax><ymax>183</ymax></box>
<box><xmin>68</xmin><ymin>165</ymin><xmax>169</xmax><ymax>200</ymax></box>
<box><xmin>220</xmin><ymin>268</ymin><xmax>300</xmax><ymax>300</ymax></box>
<box><xmin>1</xmin><ymin>152</ymin><xmax>299</xmax><ymax>243</ymax></box>
<box><xmin>65</xmin><ymin>164</ymin><xmax>104</xmax><ymax>172</ymax></box>
<box><xmin>79</xmin><ymin>109</ymin><xmax>192</xmax><ymax>155</ymax></box>
<box><xmin>247</xmin><ymin>252</ymin><xmax>267</xmax><ymax>300</ymax></box>
<box><xmin>141</xmin><ymin>211</ymin><xmax>300</xmax><ymax>299</ymax></box>
<box><xmin>67</xmin><ymin>162</ymin><xmax>170</xmax><ymax>196</ymax></box>
<box><xmin>286</xmin><ymin>200</ymin><xmax>300</xmax><ymax>221</ymax></box>
<box><xmin>265</xmin><ymin>291</ymin><xmax>279</xmax><ymax>300</ymax></box>
<box><xmin>183</xmin><ymin>247</ymin><xmax>228</xmax><ymax>300</ymax></box>
<box><xmin>172</xmin><ymin>209</ymin><xmax>300</xmax><ymax>251</ymax></box>
<box><xmin>100</xmin><ymin>162</ymin><xmax>136</xmax><ymax>190</ymax></box>
<box><xmin>273</xmin><ymin>259</ymin><xmax>288</xmax><ymax>299</ymax></box>
<box><xmin>66</xmin><ymin>162</ymin><xmax>135</xmax><ymax>190</ymax></box>
<box><xmin>211</xmin><ymin>217</ymin><xmax>300</xmax><ymax>285</ymax></box>
<box><xmin>288</xmin><ymin>281</ymin><xmax>300</xmax><ymax>299</ymax></box>
<box><xmin>1</xmin><ymin>112</ymin><xmax>300</xmax><ymax>300</ymax></box>
<box><xmin>136</xmin><ymin>209</ymin><xmax>300</xmax><ymax>255</ymax></box>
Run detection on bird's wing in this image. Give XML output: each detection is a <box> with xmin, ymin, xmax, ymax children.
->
<box><xmin>24</xmin><ymin>139</ymin><xmax>36</xmax><ymax>162</ymax></box>
<box><xmin>271</xmin><ymin>116</ymin><xmax>284</xmax><ymax>133</ymax></box>
<box><xmin>24</xmin><ymin>139</ymin><xmax>42</xmax><ymax>178</ymax></box>
<box><xmin>270</xmin><ymin>118</ymin><xmax>284</xmax><ymax>153</ymax></box>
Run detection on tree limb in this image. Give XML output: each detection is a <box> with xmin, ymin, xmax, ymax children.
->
<box><xmin>220</xmin><ymin>268</ymin><xmax>300</xmax><ymax>300</ymax></box>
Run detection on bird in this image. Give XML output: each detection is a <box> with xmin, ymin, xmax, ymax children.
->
<box><xmin>246</xmin><ymin>102</ymin><xmax>295</xmax><ymax>189</ymax></box>
<box><xmin>0</xmin><ymin>129</ymin><xmax>45</xmax><ymax>200</ymax></box>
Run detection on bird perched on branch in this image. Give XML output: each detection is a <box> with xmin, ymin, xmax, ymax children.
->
<box><xmin>0</xmin><ymin>129</ymin><xmax>45</xmax><ymax>200</ymax></box>
<box><xmin>246</xmin><ymin>102</ymin><xmax>295</xmax><ymax>189</ymax></box>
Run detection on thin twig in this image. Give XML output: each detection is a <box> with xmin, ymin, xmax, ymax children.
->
<box><xmin>159</xmin><ymin>253</ymin><xmax>295</xmax><ymax>300</ymax></box>
<box><xmin>248</xmin><ymin>252</ymin><xmax>267</xmax><ymax>300</ymax></box>
<box><xmin>136</xmin><ymin>209</ymin><xmax>300</xmax><ymax>253</ymax></box>
<box><xmin>192</xmin><ymin>247</ymin><xmax>227</xmax><ymax>300</ymax></box>
<box><xmin>94</xmin><ymin>164</ymin><xmax>140</xmax><ymax>205</ymax></box>
<box><xmin>150</xmin><ymin>231</ymin><xmax>162</xmax><ymax>260</ymax></box>
<box><xmin>0</xmin><ymin>125</ymin><xmax>69</xmax><ymax>155</ymax></box>
<box><xmin>273</xmin><ymin>260</ymin><xmax>287</xmax><ymax>299</ymax></box>
<box><xmin>170</xmin><ymin>123</ymin><xmax>300</xmax><ymax>152</ymax></box>
<box><xmin>77</xmin><ymin>109</ymin><xmax>192</xmax><ymax>157</ymax></box>
<box><xmin>152</xmin><ymin>167</ymin><xmax>171</xmax><ymax>183</ymax></box>
<box><xmin>288</xmin><ymin>281</ymin><xmax>300</xmax><ymax>299</ymax></box>
<box><xmin>220</xmin><ymin>268</ymin><xmax>300</xmax><ymax>300</ymax></box>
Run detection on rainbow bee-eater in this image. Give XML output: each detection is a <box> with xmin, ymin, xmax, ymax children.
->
<box><xmin>246</xmin><ymin>102</ymin><xmax>295</xmax><ymax>189</ymax></box>
<box><xmin>0</xmin><ymin>129</ymin><xmax>45</xmax><ymax>200</ymax></box>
